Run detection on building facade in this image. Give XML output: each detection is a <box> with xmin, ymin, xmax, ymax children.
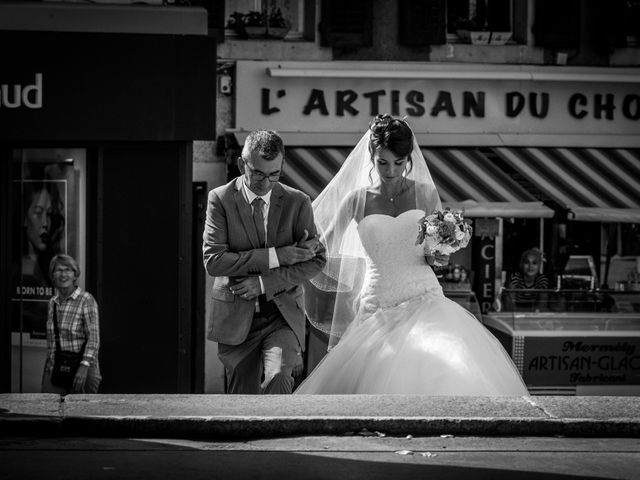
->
<box><xmin>2</xmin><ymin>0</ymin><xmax>639</xmax><ymax>394</ymax></box>
<box><xmin>203</xmin><ymin>0</ymin><xmax>640</xmax><ymax>393</ymax></box>
<box><xmin>1</xmin><ymin>3</ymin><xmax>216</xmax><ymax>393</ymax></box>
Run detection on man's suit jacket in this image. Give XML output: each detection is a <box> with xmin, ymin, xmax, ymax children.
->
<box><xmin>203</xmin><ymin>177</ymin><xmax>326</xmax><ymax>349</ymax></box>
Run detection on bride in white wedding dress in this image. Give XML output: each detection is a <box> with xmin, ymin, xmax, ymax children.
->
<box><xmin>295</xmin><ymin>115</ymin><xmax>528</xmax><ymax>395</ymax></box>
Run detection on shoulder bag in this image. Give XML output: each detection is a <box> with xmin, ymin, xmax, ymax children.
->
<box><xmin>50</xmin><ymin>304</ymin><xmax>85</xmax><ymax>389</ymax></box>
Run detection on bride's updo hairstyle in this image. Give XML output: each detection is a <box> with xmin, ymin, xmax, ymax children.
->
<box><xmin>368</xmin><ymin>114</ymin><xmax>414</xmax><ymax>175</ymax></box>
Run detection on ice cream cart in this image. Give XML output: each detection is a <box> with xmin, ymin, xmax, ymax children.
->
<box><xmin>484</xmin><ymin>289</ymin><xmax>640</xmax><ymax>395</ymax></box>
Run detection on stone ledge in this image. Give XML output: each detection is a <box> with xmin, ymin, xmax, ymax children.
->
<box><xmin>2</xmin><ymin>394</ymin><xmax>638</xmax><ymax>438</ymax></box>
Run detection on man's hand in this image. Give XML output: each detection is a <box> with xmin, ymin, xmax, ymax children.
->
<box><xmin>297</xmin><ymin>229</ymin><xmax>321</xmax><ymax>253</ymax></box>
<box><xmin>230</xmin><ymin>276</ymin><xmax>262</xmax><ymax>300</ymax></box>
<box><xmin>276</xmin><ymin>229</ymin><xmax>317</xmax><ymax>266</ymax></box>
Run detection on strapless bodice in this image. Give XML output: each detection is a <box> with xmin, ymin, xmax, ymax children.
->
<box><xmin>357</xmin><ymin>209</ymin><xmax>443</xmax><ymax>307</ymax></box>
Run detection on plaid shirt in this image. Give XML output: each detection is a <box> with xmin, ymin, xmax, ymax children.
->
<box><xmin>46</xmin><ymin>287</ymin><xmax>100</xmax><ymax>370</ymax></box>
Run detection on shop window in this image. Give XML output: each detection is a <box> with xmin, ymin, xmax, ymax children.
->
<box><xmin>603</xmin><ymin>223</ymin><xmax>639</xmax><ymax>289</ymax></box>
<box><xmin>11</xmin><ymin>148</ymin><xmax>86</xmax><ymax>392</ymax></box>
<box><xmin>502</xmin><ymin>217</ymin><xmax>543</xmax><ymax>274</ymax></box>
<box><xmin>225</xmin><ymin>0</ymin><xmax>315</xmax><ymax>40</ymax></box>
<box><xmin>447</xmin><ymin>0</ymin><xmax>513</xmax><ymax>43</ymax></box>
<box><xmin>621</xmin><ymin>224</ymin><xmax>640</xmax><ymax>257</ymax></box>
<box><xmin>624</xmin><ymin>0</ymin><xmax>640</xmax><ymax>46</ymax></box>
<box><xmin>404</xmin><ymin>0</ymin><xmax>520</xmax><ymax>46</ymax></box>
<box><xmin>533</xmin><ymin>0</ymin><xmax>630</xmax><ymax>49</ymax></box>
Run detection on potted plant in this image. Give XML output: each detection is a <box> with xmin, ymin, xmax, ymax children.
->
<box><xmin>453</xmin><ymin>17</ymin><xmax>475</xmax><ymax>43</ymax></box>
<box><xmin>454</xmin><ymin>17</ymin><xmax>512</xmax><ymax>45</ymax></box>
<box><xmin>243</xmin><ymin>10</ymin><xmax>267</xmax><ymax>39</ymax></box>
<box><xmin>225</xmin><ymin>11</ymin><xmax>246</xmax><ymax>38</ymax></box>
<box><xmin>267</xmin><ymin>7</ymin><xmax>291</xmax><ymax>39</ymax></box>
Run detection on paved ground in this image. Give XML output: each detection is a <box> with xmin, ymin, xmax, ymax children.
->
<box><xmin>1</xmin><ymin>436</ymin><xmax>639</xmax><ymax>479</ymax></box>
<box><xmin>1</xmin><ymin>394</ymin><xmax>639</xmax><ymax>438</ymax></box>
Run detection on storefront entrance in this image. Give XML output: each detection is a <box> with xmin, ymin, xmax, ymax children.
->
<box><xmin>1</xmin><ymin>29</ymin><xmax>215</xmax><ymax>393</ymax></box>
<box><xmin>8</xmin><ymin>147</ymin><xmax>87</xmax><ymax>392</ymax></box>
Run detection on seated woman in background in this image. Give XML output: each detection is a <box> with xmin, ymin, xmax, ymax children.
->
<box><xmin>505</xmin><ymin>248</ymin><xmax>551</xmax><ymax>311</ymax></box>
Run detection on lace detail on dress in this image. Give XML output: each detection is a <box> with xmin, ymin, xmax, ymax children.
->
<box><xmin>357</xmin><ymin>209</ymin><xmax>444</xmax><ymax>309</ymax></box>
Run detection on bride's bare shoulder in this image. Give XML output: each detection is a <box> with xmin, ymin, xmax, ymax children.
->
<box><xmin>334</xmin><ymin>188</ymin><xmax>363</xmax><ymax>217</ymax></box>
<box><xmin>338</xmin><ymin>188</ymin><xmax>369</xmax><ymax>222</ymax></box>
<box><xmin>343</xmin><ymin>187</ymin><xmax>369</xmax><ymax>204</ymax></box>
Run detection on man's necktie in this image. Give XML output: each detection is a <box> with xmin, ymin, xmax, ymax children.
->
<box><xmin>252</xmin><ymin>197</ymin><xmax>266</xmax><ymax>247</ymax></box>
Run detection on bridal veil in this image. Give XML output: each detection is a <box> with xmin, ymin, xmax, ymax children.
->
<box><xmin>303</xmin><ymin>119</ymin><xmax>442</xmax><ymax>348</ymax></box>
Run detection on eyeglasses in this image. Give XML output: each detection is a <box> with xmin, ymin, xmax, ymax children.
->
<box><xmin>241</xmin><ymin>158</ymin><xmax>282</xmax><ymax>182</ymax></box>
<box><xmin>53</xmin><ymin>267</ymin><xmax>74</xmax><ymax>275</ymax></box>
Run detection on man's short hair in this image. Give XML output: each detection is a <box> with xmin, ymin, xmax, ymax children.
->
<box><xmin>241</xmin><ymin>130</ymin><xmax>285</xmax><ymax>161</ymax></box>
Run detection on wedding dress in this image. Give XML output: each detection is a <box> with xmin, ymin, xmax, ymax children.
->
<box><xmin>296</xmin><ymin>209</ymin><xmax>529</xmax><ymax>395</ymax></box>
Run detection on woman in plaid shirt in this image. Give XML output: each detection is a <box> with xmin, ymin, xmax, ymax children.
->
<box><xmin>42</xmin><ymin>254</ymin><xmax>101</xmax><ymax>394</ymax></box>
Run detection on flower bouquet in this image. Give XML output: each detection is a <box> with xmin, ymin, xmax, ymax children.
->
<box><xmin>415</xmin><ymin>208</ymin><xmax>473</xmax><ymax>266</ymax></box>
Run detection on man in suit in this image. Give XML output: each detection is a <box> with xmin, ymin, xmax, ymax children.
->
<box><xmin>203</xmin><ymin>130</ymin><xmax>326</xmax><ymax>394</ymax></box>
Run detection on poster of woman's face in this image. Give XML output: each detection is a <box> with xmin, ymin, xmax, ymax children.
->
<box><xmin>12</xmin><ymin>178</ymin><xmax>68</xmax><ymax>338</ymax></box>
<box><xmin>16</xmin><ymin>181</ymin><xmax>66</xmax><ymax>287</ymax></box>
<box><xmin>23</xmin><ymin>182</ymin><xmax>65</xmax><ymax>258</ymax></box>
<box><xmin>24</xmin><ymin>187</ymin><xmax>54</xmax><ymax>253</ymax></box>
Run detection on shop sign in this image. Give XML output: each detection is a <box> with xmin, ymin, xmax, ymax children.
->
<box><xmin>236</xmin><ymin>61</ymin><xmax>640</xmax><ymax>140</ymax></box>
<box><xmin>0</xmin><ymin>73</ymin><xmax>42</xmax><ymax>109</ymax></box>
<box><xmin>1</xmin><ymin>31</ymin><xmax>215</xmax><ymax>141</ymax></box>
<box><xmin>472</xmin><ymin>230</ymin><xmax>496</xmax><ymax>314</ymax></box>
<box><xmin>474</xmin><ymin>218</ymin><xmax>500</xmax><ymax>238</ymax></box>
<box><xmin>523</xmin><ymin>337</ymin><xmax>640</xmax><ymax>386</ymax></box>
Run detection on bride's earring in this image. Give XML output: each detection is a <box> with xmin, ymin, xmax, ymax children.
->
<box><xmin>403</xmin><ymin>159</ymin><xmax>413</xmax><ymax>177</ymax></box>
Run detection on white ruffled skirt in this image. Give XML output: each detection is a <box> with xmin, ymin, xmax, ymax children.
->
<box><xmin>295</xmin><ymin>294</ymin><xmax>529</xmax><ymax>395</ymax></box>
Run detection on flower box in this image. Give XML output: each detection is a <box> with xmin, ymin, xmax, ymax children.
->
<box><xmin>456</xmin><ymin>30</ymin><xmax>512</xmax><ymax>45</ymax></box>
<box><xmin>267</xmin><ymin>26</ymin><xmax>290</xmax><ymax>39</ymax></box>
<box><xmin>226</xmin><ymin>8</ymin><xmax>291</xmax><ymax>41</ymax></box>
<box><xmin>244</xmin><ymin>25</ymin><xmax>267</xmax><ymax>39</ymax></box>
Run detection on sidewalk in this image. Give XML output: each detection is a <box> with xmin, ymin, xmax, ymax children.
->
<box><xmin>1</xmin><ymin>394</ymin><xmax>639</xmax><ymax>438</ymax></box>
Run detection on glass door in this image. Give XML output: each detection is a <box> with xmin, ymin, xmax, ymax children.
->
<box><xmin>11</xmin><ymin>148</ymin><xmax>86</xmax><ymax>392</ymax></box>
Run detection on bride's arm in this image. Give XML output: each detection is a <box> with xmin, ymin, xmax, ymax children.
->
<box><xmin>317</xmin><ymin>189</ymin><xmax>360</xmax><ymax>250</ymax></box>
<box><xmin>419</xmin><ymin>183</ymin><xmax>442</xmax><ymax>214</ymax></box>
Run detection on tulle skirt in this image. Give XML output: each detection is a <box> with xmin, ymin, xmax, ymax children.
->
<box><xmin>295</xmin><ymin>294</ymin><xmax>529</xmax><ymax>395</ymax></box>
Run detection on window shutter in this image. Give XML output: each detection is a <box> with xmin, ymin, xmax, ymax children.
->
<box><xmin>398</xmin><ymin>0</ymin><xmax>445</xmax><ymax>46</ymax></box>
<box><xmin>320</xmin><ymin>0</ymin><xmax>373</xmax><ymax>48</ymax></box>
<box><xmin>192</xmin><ymin>0</ymin><xmax>225</xmax><ymax>42</ymax></box>
<box><xmin>486</xmin><ymin>0</ymin><xmax>511</xmax><ymax>32</ymax></box>
<box><xmin>604</xmin><ymin>0</ymin><xmax>627</xmax><ymax>47</ymax></box>
<box><xmin>628</xmin><ymin>1</ymin><xmax>640</xmax><ymax>41</ymax></box>
<box><xmin>533</xmin><ymin>0</ymin><xmax>579</xmax><ymax>48</ymax></box>
<box><xmin>536</xmin><ymin>0</ymin><xmax>628</xmax><ymax>50</ymax></box>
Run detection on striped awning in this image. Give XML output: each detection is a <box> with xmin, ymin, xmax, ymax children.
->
<box><xmin>421</xmin><ymin>148</ymin><xmax>553</xmax><ymax>218</ymax></box>
<box><xmin>283</xmin><ymin>147</ymin><xmax>351</xmax><ymax>200</ymax></box>
<box><xmin>493</xmin><ymin>147</ymin><xmax>640</xmax><ymax>222</ymax></box>
<box><xmin>422</xmin><ymin>148</ymin><xmax>536</xmax><ymax>204</ymax></box>
<box><xmin>282</xmin><ymin>147</ymin><xmax>553</xmax><ymax>218</ymax></box>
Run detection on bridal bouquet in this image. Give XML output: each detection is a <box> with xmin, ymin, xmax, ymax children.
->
<box><xmin>415</xmin><ymin>208</ymin><xmax>473</xmax><ymax>261</ymax></box>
